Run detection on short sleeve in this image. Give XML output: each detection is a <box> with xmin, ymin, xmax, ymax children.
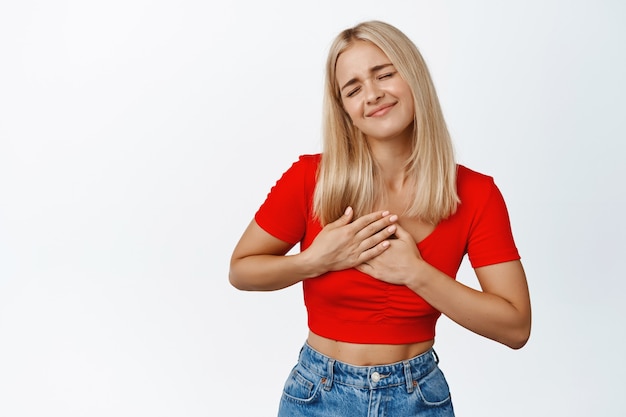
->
<box><xmin>254</xmin><ymin>155</ymin><xmax>319</xmax><ymax>245</ymax></box>
<box><xmin>467</xmin><ymin>178</ymin><xmax>520</xmax><ymax>268</ymax></box>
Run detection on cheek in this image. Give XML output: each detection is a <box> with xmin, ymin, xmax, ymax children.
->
<box><xmin>342</xmin><ymin>102</ymin><xmax>361</xmax><ymax>121</ymax></box>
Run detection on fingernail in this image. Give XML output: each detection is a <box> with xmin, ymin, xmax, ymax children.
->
<box><xmin>388</xmin><ymin>225</ymin><xmax>396</xmax><ymax>233</ymax></box>
<box><xmin>381</xmin><ymin>210</ymin><xmax>390</xmax><ymax>217</ymax></box>
<box><xmin>389</xmin><ymin>215</ymin><xmax>398</xmax><ymax>222</ymax></box>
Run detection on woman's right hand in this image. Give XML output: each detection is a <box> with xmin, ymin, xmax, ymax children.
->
<box><xmin>229</xmin><ymin>207</ymin><xmax>397</xmax><ymax>291</ymax></box>
<box><xmin>300</xmin><ymin>207</ymin><xmax>398</xmax><ymax>276</ymax></box>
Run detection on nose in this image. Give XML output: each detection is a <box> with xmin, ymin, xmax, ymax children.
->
<box><xmin>365</xmin><ymin>82</ymin><xmax>383</xmax><ymax>104</ymax></box>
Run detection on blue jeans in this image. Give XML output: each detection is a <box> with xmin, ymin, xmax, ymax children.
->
<box><xmin>277</xmin><ymin>343</ymin><xmax>454</xmax><ymax>417</ymax></box>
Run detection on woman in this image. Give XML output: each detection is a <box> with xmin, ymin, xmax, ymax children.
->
<box><xmin>229</xmin><ymin>20</ymin><xmax>531</xmax><ymax>417</ymax></box>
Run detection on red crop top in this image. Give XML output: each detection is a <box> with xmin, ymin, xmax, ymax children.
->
<box><xmin>255</xmin><ymin>154</ymin><xmax>520</xmax><ymax>344</ymax></box>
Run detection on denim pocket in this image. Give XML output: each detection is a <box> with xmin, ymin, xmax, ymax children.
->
<box><xmin>415</xmin><ymin>366</ymin><xmax>452</xmax><ymax>406</ymax></box>
<box><xmin>281</xmin><ymin>363</ymin><xmax>322</xmax><ymax>404</ymax></box>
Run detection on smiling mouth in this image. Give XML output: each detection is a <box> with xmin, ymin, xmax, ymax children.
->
<box><xmin>366</xmin><ymin>103</ymin><xmax>395</xmax><ymax>117</ymax></box>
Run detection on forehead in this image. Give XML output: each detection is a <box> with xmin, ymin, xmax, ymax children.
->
<box><xmin>335</xmin><ymin>41</ymin><xmax>391</xmax><ymax>82</ymax></box>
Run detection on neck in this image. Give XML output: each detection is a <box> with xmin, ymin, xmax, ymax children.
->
<box><xmin>368</xmin><ymin>139</ymin><xmax>412</xmax><ymax>192</ymax></box>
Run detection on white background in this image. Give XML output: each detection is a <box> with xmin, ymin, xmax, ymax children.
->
<box><xmin>1</xmin><ymin>1</ymin><xmax>625</xmax><ymax>416</ymax></box>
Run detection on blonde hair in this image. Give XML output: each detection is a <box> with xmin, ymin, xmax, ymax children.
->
<box><xmin>313</xmin><ymin>20</ymin><xmax>459</xmax><ymax>225</ymax></box>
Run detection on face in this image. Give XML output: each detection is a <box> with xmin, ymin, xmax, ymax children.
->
<box><xmin>335</xmin><ymin>41</ymin><xmax>415</xmax><ymax>144</ymax></box>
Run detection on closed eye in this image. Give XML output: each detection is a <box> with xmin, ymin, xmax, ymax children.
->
<box><xmin>378</xmin><ymin>72</ymin><xmax>395</xmax><ymax>80</ymax></box>
<box><xmin>346</xmin><ymin>87</ymin><xmax>361</xmax><ymax>97</ymax></box>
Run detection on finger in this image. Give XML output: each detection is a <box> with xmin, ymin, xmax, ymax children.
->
<box><xmin>359</xmin><ymin>223</ymin><xmax>397</xmax><ymax>251</ymax></box>
<box><xmin>354</xmin><ymin>213</ymin><xmax>398</xmax><ymax>240</ymax></box>
<box><xmin>354</xmin><ymin>262</ymin><xmax>371</xmax><ymax>275</ymax></box>
<box><xmin>351</xmin><ymin>211</ymin><xmax>398</xmax><ymax>239</ymax></box>
<box><xmin>348</xmin><ymin>210</ymin><xmax>390</xmax><ymax>229</ymax></box>
<box><xmin>391</xmin><ymin>223</ymin><xmax>414</xmax><ymax>242</ymax></box>
<box><xmin>389</xmin><ymin>223</ymin><xmax>422</xmax><ymax>257</ymax></box>
<box><xmin>358</xmin><ymin>239</ymin><xmax>391</xmax><ymax>264</ymax></box>
<box><xmin>328</xmin><ymin>206</ymin><xmax>354</xmax><ymax>228</ymax></box>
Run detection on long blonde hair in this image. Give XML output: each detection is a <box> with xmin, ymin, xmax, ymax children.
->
<box><xmin>313</xmin><ymin>20</ymin><xmax>459</xmax><ymax>225</ymax></box>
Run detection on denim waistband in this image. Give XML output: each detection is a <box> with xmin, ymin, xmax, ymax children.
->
<box><xmin>298</xmin><ymin>342</ymin><xmax>439</xmax><ymax>392</ymax></box>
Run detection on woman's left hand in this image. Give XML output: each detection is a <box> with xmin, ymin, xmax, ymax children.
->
<box><xmin>355</xmin><ymin>222</ymin><xmax>423</xmax><ymax>286</ymax></box>
<box><xmin>358</xmin><ymin>222</ymin><xmax>531</xmax><ymax>350</ymax></box>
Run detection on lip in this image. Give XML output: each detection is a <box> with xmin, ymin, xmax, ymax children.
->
<box><xmin>366</xmin><ymin>103</ymin><xmax>396</xmax><ymax>117</ymax></box>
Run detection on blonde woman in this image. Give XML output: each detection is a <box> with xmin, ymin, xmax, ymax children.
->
<box><xmin>229</xmin><ymin>20</ymin><xmax>531</xmax><ymax>417</ymax></box>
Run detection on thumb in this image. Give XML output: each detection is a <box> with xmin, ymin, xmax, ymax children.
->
<box><xmin>392</xmin><ymin>222</ymin><xmax>412</xmax><ymax>240</ymax></box>
<box><xmin>393</xmin><ymin>223</ymin><xmax>419</xmax><ymax>247</ymax></box>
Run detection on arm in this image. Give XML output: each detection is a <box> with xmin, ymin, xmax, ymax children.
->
<box><xmin>356</xmin><ymin>224</ymin><xmax>531</xmax><ymax>349</ymax></box>
<box><xmin>408</xmin><ymin>258</ymin><xmax>531</xmax><ymax>349</ymax></box>
<box><xmin>229</xmin><ymin>208</ymin><xmax>398</xmax><ymax>291</ymax></box>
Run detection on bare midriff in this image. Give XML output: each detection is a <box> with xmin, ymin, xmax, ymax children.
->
<box><xmin>307</xmin><ymin>331</ymin><xmax>434</xmax><ymax>366</ymax></box>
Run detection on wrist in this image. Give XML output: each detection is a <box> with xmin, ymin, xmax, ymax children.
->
<box><xmin>294</xmin><ymin>249</ymin><xmax>327</xmax><ymax>280</ymax></box>
<box><xmin>404</xmin><ymin>258</ymin><xmax>430</xmax><ymax>291</ymax></box>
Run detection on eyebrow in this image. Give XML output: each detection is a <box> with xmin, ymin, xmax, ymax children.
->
<box><xmin>340</xmin><ymin>63</ymin><xmax>395</xmax><ymax>92</ymax></box>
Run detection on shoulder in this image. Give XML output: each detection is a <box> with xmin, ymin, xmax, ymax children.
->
<box><xmin>456</xmin><ymin>164</ymin><xmax>509</xmax><ymax>214</ymax></box>
<box><xmin>455</xmin><ymin>165</ymin><xmax>513</xmax><ymax>228</ymax></box>
<box><xmin>286</xmin><ymin>153</ymin><xmax>321</xmax><ymax>183</ymax></box>
<box><xmin>457</xmin><ymin>164</ymin><xmax>494</xmax><ymax>186</ymax></box>
<box><xmin>295</xmin><ymin>153</ymin><xmax>321</xmax><ymax>169</ymax></box>
<box><xmin>268</xmin><ymin>154</ymin><xmax>321</xmax><ymax>193</ymax></box>
<box><xmin>457</xmin><ymin>164</ymin><xmax>498</xmax><ymax>199</ymax></box>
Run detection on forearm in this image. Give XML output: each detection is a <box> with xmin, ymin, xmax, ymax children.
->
<box><xmin>229</xmin><ymin>251</ymin><xmax>324</xmax><ymax>291</ymax></box>
<box><xmin>230</xmin><ymin>212</ymin><xmax>398</xmax><ymax>292</ymax></box>
<box><xmin>407</xmin><ymin>261</ymin><xmax>531</xmax><ymax>349</ymax></box>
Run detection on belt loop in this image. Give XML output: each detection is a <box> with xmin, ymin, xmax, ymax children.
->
<box><xmin>323</xmin><ymin>358</ymin><xmax>335</xmax><ymax>391</ymax></box>
<box><xmin>432</xmin><ymin>349</ymin><xmax>440</xmax><ymax>364</ymax></box>
<box><xmin>403</xmin><ymin>360</ymin><xmax>414</xmax><ymax>393</ymax></box>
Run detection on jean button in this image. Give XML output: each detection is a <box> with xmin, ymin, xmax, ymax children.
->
<box><xmin>371</xmin><ymin>371</ymin><xmax>381</xmax><ymax>382</ymax></box>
